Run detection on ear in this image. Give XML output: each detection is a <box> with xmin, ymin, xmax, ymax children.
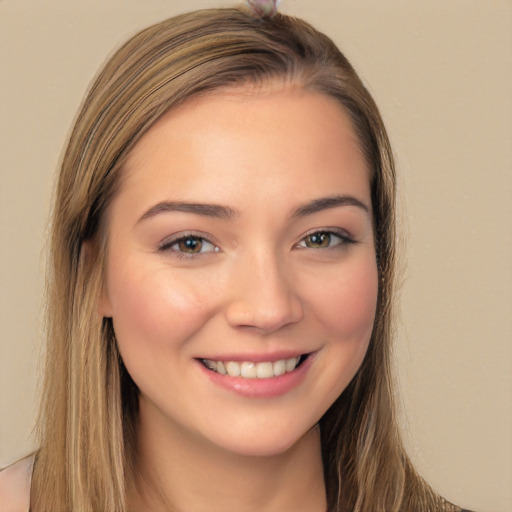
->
<box><xmin>82</xmin><ymin>239</ymin><xmax>113</xmax><ymax>318</ymax></box>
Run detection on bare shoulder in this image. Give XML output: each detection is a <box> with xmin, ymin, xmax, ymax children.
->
<box><xmin>0</xmin><ymin>456</ymin><xmax>33</xmax><ymax>512</ymax></box>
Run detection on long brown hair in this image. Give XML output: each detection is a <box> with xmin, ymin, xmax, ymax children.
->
<box><xmin>33</xmin><ymin>6</ymin><xmax>458</xmax><ymax>511</ymax></box>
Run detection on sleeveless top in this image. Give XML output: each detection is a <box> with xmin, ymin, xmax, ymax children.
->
<box><xmin>0</xmin><ymin>456</ymin><xmax>32</xmax><ymax>512</ymax></box>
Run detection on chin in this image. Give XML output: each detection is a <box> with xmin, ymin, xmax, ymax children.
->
<box><xmin>206</xmin><ymin>422</ymin><xmax>320</xmax><ymax>459</ymax></box>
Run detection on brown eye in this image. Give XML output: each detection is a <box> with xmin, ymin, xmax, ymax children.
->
<box><xmin>297</xmin><ymin>230</ymin><xmax>355</xmax><ymax>251</ymax></box>
<box><xmin>158</xmin><ymin>235</ymin><xmax>219</xmax><ymax>257</ymax></box>
<box><xmin>177</xmin><ymin>236</ymin><xmax>204</xmax><ymax>253</ymax></box>
<box><xmin>159</xmin><ymin>234</ymin><xmax>218</xmax><ymax>257</ymax></box>
<box><xmin>304</xmin><ymin>232</ymin><xmax>332</xmax><ymax>248</ymax></box>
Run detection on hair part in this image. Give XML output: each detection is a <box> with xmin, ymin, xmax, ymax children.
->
<box><xmin>33</xmin><ymin>6</ymin><xmax>453</xmax><ymax>511</ymax></box>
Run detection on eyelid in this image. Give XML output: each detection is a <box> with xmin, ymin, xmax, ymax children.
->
<box><xmin>158</xmin><ymin>231</ymin><xmax>219</xmax><ymax>254</ymax></box>
<box><xmin>295</xmin><ymin>227</ymin><xmax>356</xmax><ymax>249</ymax></box>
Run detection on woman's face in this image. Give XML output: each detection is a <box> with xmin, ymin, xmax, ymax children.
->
<box><xmin>100</xmin><ymin>86</ymin><xmax>378</xmax><ymax>457</ymax></box>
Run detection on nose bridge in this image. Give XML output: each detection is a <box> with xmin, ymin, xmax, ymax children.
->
<box><xmin>225</xmin><ymin>246</ymin><xmax>303</xmax><ymax>332</ymax></box>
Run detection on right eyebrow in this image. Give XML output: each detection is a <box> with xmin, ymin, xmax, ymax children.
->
<box><xmin>137</xmin><ymin>201</ymin><xmax>238</xmax><ymax>223</ymax></box>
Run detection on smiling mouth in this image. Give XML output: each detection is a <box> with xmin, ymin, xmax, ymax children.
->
<box><xmin>200</xmin><ymin>355</ymin><xmax>309</xmax><ymax>379</ymax></box>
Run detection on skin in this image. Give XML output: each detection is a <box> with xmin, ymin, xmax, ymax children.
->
<box><xmin>99</xmin><ymin>84</ymin><xmax>378</xmax><ymax>512</ymax></box>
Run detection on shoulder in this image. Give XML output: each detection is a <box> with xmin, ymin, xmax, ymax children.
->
<box><xmin>0</xmin><ymin>456</ymin><xmax>33</xmax><ymax>512</ymax></box>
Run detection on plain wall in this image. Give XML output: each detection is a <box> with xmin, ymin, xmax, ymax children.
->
<box><xmin>1</xmin><ymin>1</ymin><xmax>511</xmax><ymax>511</ymax></box>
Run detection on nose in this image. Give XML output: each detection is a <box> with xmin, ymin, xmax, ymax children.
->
<box><xmin>225</xmin><ymin>250</ymin><xmax>303</xmax><ymax>333</ymax></box>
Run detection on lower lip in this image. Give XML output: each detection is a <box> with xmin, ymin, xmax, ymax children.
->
<box><xmin>197</xmin><ymin>355</ymin><xmax>314</xmax><ymax>398</ymax></box>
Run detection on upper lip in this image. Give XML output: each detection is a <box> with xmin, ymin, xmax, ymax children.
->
<box><xmin>196</xmin><ymin>350</ymin><xmax>313</xmax><ymax>363</ymax></box>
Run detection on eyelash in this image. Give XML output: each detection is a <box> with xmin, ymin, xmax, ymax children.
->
<box><xmin>158</xmin><ymin>228</ymin><xmax>356</xmax><ymax>259</ymax></box>
<box><xmin>294</xmin><ymin>229</ymin><xmax>356</xmax><ymax>250</ymax></box>
<box><xmin>158</xmin><ymin>232</ymin><xmax>219</xmax><ymax>259</ymax></box>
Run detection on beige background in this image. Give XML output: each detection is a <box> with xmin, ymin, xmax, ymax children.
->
<box><xmin>1</xmin><ymin>1</ymin><xmax>511</xmax><ymax>511</ymax></box>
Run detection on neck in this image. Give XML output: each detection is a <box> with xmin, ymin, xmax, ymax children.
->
<box><xmin>127</xmin><ymin>399</ymin><xmax>327</xmax><ymax>512</ymax></box>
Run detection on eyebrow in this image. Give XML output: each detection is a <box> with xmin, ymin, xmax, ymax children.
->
<box><xmin>138</xmin><ymin>201</ymin><xmax>237</xmax><ymax>222</ymax></box>
<box><xmin>138</xmin><ymin>194</ymin><xmax>369</xmax><ymax>224</ymax></box>
<box><xmin>291</xmin><ymin>195</ymin><xmax>370</xmax><ymax>218</ymax></box>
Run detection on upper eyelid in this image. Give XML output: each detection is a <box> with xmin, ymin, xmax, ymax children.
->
<box><xmin>158</xmin><ymin>231</ymin><xmax>216</xmax><ymax>249</ymax></box>
<box><xmin>160</xmin><ymin>229</ymin><xmax>214</xmax><ymax>243</ymax></box>
<box><xmin>298</xmin><ymin>227</ymin><xmax>353</xmax><ymax>240</ymax></box>
<box><xmin>294</xmin><ymin>228</ymin><xmax>357</xmax><ymax>249</ymax></box>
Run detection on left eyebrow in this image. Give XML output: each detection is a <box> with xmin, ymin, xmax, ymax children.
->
<box><xmin>291</xmin><ymin>195</ymin><xmax>370</xmax><ymax>218</ymax></box>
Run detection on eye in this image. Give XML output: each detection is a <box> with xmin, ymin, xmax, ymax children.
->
<box><xmin>159</xmin><ymin>234</ymin><xmax>219</xmax><ymax>256</ymax></box>
<box><xmin>296</xmin><ymin>230</ymin><xmax>354</xmax><ymax>250</ymax></box>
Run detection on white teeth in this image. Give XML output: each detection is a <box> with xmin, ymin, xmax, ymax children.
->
<box><xmin>285</xmin><ymin>357</ymin><xmax>298</xmax><ymax>372</ymax></box>
<box><xmin>225</xmin><ymin>361</ymin><xmax>241</xmax><ymax>377</ymax></box>
<box><xmin>216</xmin><ymin>361</ymin><xmax>227</xmax><ymax>375</ymax></box>
<box><xmin>203</xmin><ymin>356</ymin><xmax>303</xmax><ymax>379</ymax></box>
<box><xmin>256</xmin><ymin>361</ymin><xmax>274</xmax><ymax>378</ymax></box>
<box><xmin>240</xmin><ymin>361</ymin><xmax>257</xmax><ymax>378</ymax></box>
<box><xmin>273</xmin><ymin>359</ymin><xmax>286</xmax><ymax>376</ymax></box>
<box><xmin>203</xmin><ymin>359</ymin><xmax>217</xmax><ymax>371</ymax></box>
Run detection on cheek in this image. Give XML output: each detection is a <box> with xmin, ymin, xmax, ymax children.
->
<box><xmin>317</xmin><ymin>259</ymin><xmax>379</xmax><ymax>403</ymax></box>
<box><xmin>106</xmin><ymin>261</ymin><xmax>214</xmax><ymax>360</ymax></box>
<box><xmin>314</xmin><ymin>258</ymin><xmax>379</xmax><ymax>340</ymax></box>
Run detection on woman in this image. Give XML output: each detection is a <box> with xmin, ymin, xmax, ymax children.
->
<box><xmin>0</xmin><ymin>2</ymin><xmax>473</xmax><ymax>511</ymax></box>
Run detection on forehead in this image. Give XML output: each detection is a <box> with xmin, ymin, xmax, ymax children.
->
<box><xmin>116</xmin><ymin>85</ymin><xmax>370</xmax><ymax>214</ymax></box>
